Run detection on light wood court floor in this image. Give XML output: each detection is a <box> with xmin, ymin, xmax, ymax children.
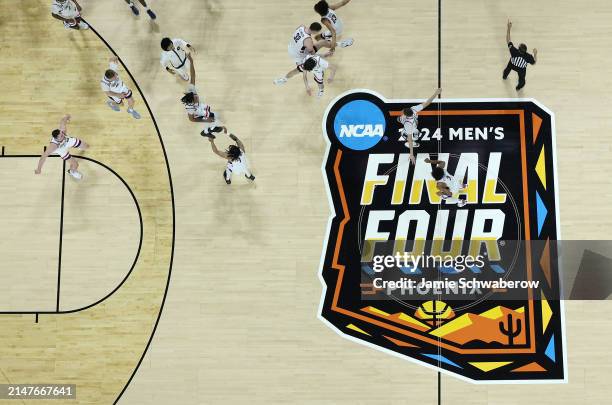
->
<box><xmin>0</xmin><ymin>1</ymin><xmax>173</xmax><ymax>404</ymax></box>
<box><xmin>2</xmin><ymin>0</ymin><xmax>612</xmax><ymax>403</ymax></box>
<box><xmin>442</xmin><ymin>1</ymin><xmax>612</xmax><ymax>403</ymax></box>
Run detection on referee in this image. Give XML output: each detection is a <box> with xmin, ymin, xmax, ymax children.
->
<box><xmin>503</xmin><ymin>20</ymin><xmax>537</xmax><ymax>91</ymax></box>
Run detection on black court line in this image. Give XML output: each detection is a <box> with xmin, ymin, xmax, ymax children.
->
<box><xmin>35</xmin><ymin>313</ymin><xmax>38</xmax><ymax>323</ymax></box>
<box><xmin>57</xmin><ymin>159</ymin><xmax>66</xmax><ymax>312</ymax></box>
<box><xmin>1</xmin><ymin>146</ymin><xmax>4</xmax><ymax>156</ymax></box>
<box><xmin>437</xmin><ymin>1</ymin><xmax>443</xmax><ymax>404</ymax></box>
<box><xmin>2</xmin><ymin>19</ymin><xmax>176</xmax><ymax>404</ymax></box>
<box><xmin>79</xmin><ymin>19</ymin><xmax>178</xmax><ymax>405</ymax></box>
<box><xmin>0</xmin><ymin>154</ymin><xmax>143</xmax><ymax>314</ymax></box>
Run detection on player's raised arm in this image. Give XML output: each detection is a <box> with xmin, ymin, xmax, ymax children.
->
<box><xmin>532</xmin><ymin>48</ymin><xmax>538</xmax><ymax>64</ymax></box>
<box><xmin>421</xmin><ymin>88</ymin><xmax>442</xmax><ymax>109</ymax></box>
<box><xmin>330</xmin><ymin>0</ymin><xmax>352</xmax><ymax>10</ymax></box>
<box><xmin>229</xmin><ymin>134</ymin><xmax>246</xmax><ymax>152</ymax></box>
<box><xmin>109</xmin><ymin>55</ymin><xmax>119</xmax><ymax>68</ymax></box>
<box><xmin>73</xmin><ymin>0</ymin><xmax>83</xmax><ymax>12</ymax></box>
<box><xmin>209</xmin><ymin>139</ymin><xmax>228</xmax><ymax>159</ymax></box>
<box><xmin>35</xmin><ymin>143</ymin><xmax>57</xmax><ymax>174</ymax></box>
<box><xmin>59</xmin><ymin>114</ymin><xmax>71</xmax><ymax>133</ymax></box>
<box><xmin>506</xmin><ymin>19</ymin><xmax>512</xmax><ymax>44</ymax></box>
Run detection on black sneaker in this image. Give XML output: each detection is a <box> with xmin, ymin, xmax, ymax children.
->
<box><xmin>245</xmin><ymin>174</ymin><xmax>255</xmax><ymax>181</ymax></box>
<box><xmin>200</xmin><ymin>129</ymin><xmax>215</xmax><ymax>139</ymax></box>
<box><xmin>210</xmin><ymin>126</ymin><xmax>224</xmax><ymax>133</ymax></box>
<box><xmin>223</xmin><ymin>171</ymin><xmax>231</xmax><ymax>184</ymax></box>
<box><xmin>146</xmin><ymin>9</ymin><xmax>157</xmax><ymax>19</ymax></box>
<box><xmin>130</xmin><ymin>4</ymin><xmax>139</xmax><ymax>15</ymax></box>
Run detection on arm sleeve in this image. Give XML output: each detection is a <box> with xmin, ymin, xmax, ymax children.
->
<box><xmin>508</xmin><ymin>42</ymin><xmax>519</xmax><ymax>56</ymax></box>
<box><xmin>412</xmin><ymin>104</ymin><xmax>424</xmax><ymax>113</ymax></box>
<box><xmin>100</xmin><ymin>80</ymin><xmax>109</xmax><ymax>92</ymax></box>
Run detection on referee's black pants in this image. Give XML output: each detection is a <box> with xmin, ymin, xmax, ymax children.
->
<box><xmin>503</xmin><ymin>62</ymin><xmax>527</xmax><ymax>90</ymax></box>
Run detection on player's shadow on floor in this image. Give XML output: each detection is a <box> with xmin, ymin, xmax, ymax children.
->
<box><xmin>148</xmin><ymin>21</ymin><xmax>160</xmax><ymax>35</ymax></box>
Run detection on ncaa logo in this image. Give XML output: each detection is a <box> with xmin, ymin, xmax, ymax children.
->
<box><xmin>333</xmin><ymin>100</ymin><xmax>386</xmax><ymax>150</ymax></box>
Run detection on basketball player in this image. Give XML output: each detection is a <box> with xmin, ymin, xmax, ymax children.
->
<box><xmin>425</xmin><ymin>158</ymin><xmax>467</xmax><ymax>207</ymax></box>
<box><xmin>180</xmin><ymin>88</ymin><xmax>226</xmax><ymax>137</ymax></box>
<box><xmin>313</xmin><ymin>0</ymin><xmax>354</xmax><ymax>54</ymax></box>
<box><xmin>301</xmin><ymin>54</ymin><xmax>337</xmax><ymax>97</ymax></box>
<box><xmin>160</xmin><ymin>37</ymin><xmax>196</xmax><ymax>83</ymax></box>
<box><xmin>35</xmin><ymin>114</ymin><xmax>89</xmax><ymax>180</ymax></box>
<box><xmin>273</xmin><ymin>22</ymin><xmax>350</xmax><ymax>86</ymax></box>
<box><xmin>101</xmin><ymin>56</ymin><xmax>141</xmax><ymax>119</ymax></box>
<box><xmin>208</xmin><ymin>134</ymin><xmax>255</xmax><ymax>185</ymax></box>
<box><xmin>123</xmin><ymin>0</ymin><xmax>157</xmax><ymax>19</ymax></box>
<box><xmin>51</xmin><ymin>0</ymin><xmax>88</xmax><ymax>30</ymax></box>
<box><xmin>398</xmin><ymin>87</ymin><xmax>442</xmax><ymax>164</ymax></box>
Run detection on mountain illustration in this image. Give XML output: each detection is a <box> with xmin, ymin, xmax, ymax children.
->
<box><xmin>429</xmin><ymin>305</ymin><xmax>526</xmax><ymax>346</ymax></box>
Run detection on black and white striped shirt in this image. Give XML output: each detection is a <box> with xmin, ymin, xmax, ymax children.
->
<box><xmin>508</xmin><ymin>42</ymin><xmax>535</xmax><ymax>69</ymax></box>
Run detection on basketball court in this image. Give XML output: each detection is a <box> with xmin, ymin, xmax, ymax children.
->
<box><xmin>0</xmin><ymin>0</ymin><xmax>611</xmax><ymax>403</ymax></box>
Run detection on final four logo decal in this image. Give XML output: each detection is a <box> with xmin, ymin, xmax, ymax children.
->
<box><xmin>318</xmin><ymin>90</ymin><xmax>567</xmax><ymax>383</ymax></box>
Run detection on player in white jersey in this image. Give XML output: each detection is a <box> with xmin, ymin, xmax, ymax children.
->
<box><xmin>51</xmin><ymin>0</ymin><xmax>88</xmax><ymax>30</ymax></box>
<box><xmin>35</xmin><ymin>114</ymin><xmax>89</xmax><ymax>180</ymax></box>
<box><xmin>314</xmin><ymin>0</ymin><xmax>354</xmax><ymax>54</ymax></box>
<box><xmin>398</xmin><ymin>87</ymin><xmax>441</xmax><ymax>164</ymax></box>
<box><xmin>301</xmin><ymin>54</ymin><xmax>337</xmax><ymax>97</ymax></box>
<box><xmin>101</xmin><ymin>56</ymin><xmax>141</xmax><ymax>119</ymax></box>
<box><xmin>160</xmin><ymin>37</ymin><xmax>195</xmax><ymax>83</ymax></box>
<box><xmin>123</xmin><ymin>0</ymin><xmax>157</xmax><ymax>19</ymax></box>
<box><xmin>274</xmin><ymin>22</ymin><xmax>350</xmax><ymax>87</ymax></box>
<box><xmin>208</xmin><ymin>134</ymin><xmax>255</xmax><ymax>185</ymax></box>
<box><xmin>426</xmin><ymin>158</ymin><xmax>467</xmax><ymax>207</ymax></box>
<box><xmin>180</xmin><ymin>88</ymin><xmax>226</xmax><ymax>138</ymax></box>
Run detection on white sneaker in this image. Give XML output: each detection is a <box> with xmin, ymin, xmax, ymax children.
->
<box><xmin>458</xmin><ymin>199</ymin><xmax>467</xmax><ymax>207</ymax></box>
<box><xmin>398</xmin><ymin>135</ymin><xmax>406</xmax><ymax>141</ymax></box>
<box><xmin>68</xmin><ymin>170</ymin><xmax>83</xmax><ymax>180</ymax></box>
<box><xmin>127</xmin><ymin>108</ymin><xmax>141</xmax><ymax>119</ymax></box>
<box><xmin>274</xmin><ymin>77</ymin><xmax>288</xmax><ymax>85</ymax></box>
<box><xmin>339</xmin><ymin>38</ymin><xmax>354</xmax><ymax>48</ymax></box>
<box><xmin>106</xmin><ymin>100</ymin><xmax>120</xmax><ymax>112</ymax></box>
<box><xmin>78</xmin><ymin>21</ymin><xmax>89</xmax><ymax>30</ymax></box>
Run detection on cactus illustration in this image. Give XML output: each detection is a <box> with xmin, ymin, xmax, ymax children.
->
<box><xmin>499</xmin><ymin>313</ymin><xmax>522</xmax><ymax>346</ymax></box>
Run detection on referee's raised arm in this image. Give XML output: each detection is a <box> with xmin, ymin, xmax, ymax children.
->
<box><xmin>506</xmin><ymin>19</ymin><xmax>512</xmax><ymax>44</ymax></box>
